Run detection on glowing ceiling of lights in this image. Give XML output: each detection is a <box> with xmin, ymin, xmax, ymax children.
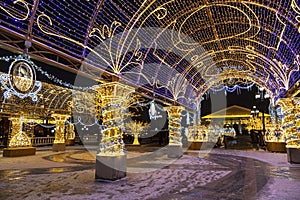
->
<box><xmin>1</xmin><ymin>0</ymin><xmax>300</xmax><ymax>106</ymax></box>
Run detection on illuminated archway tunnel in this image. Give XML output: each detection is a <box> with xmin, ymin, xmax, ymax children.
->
<box><xmin>0</xmin><ymin>0</ymin><xmax>300</xmax><ymax>109</ymax></box>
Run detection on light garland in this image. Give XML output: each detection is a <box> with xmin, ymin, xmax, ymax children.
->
<box><xmin>1</xmin><ymin>1</ymin><xmax>300</xmax><ymax>113</ymax></box>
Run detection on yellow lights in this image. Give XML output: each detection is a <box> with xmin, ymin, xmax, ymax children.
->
<box><xmin>95</xmin><ymin>82</ymin><xmax>134</xmax><ymax>156</ymax></box>
<box><xmin>51</xmin><ymin>114</ymin><xmax>70</xmax><ymax>144</ymax></box>
<box><xmin>277</xmin><ymin>98</ymin><xmax>300</xmax><ymax>148</ymax></box>
<box><xmin>125</xmin><ymin>121</ymin><xmax>149</xmax><ymax>145</ymax></box>
<box><xmin>8</xmin><ymin>117</ymin><xmax>32</xmax><ymax>148</ymax></box>
<box><xmin>66</xmin><ymin>123</ymin><xmax>75</xmax><ymax>140</ymax></box>
<box><xmin>0</xmin><ymin>0</ymin><xmax>30</xmax><ymax>21</ymax></box>
<box><xmin>188</xmin><ymin>125</ymin><xmax>208</xmax><ymax>142</ymax></box>
<box><xmin>292</xmin><ymin>0</ymin><xmax>300</xmax><ymax>33</ymax></box>
<box><xmin>165</xmin><ymin>106</ymin><xmax>184</xmax><ymax>146</ymax></box>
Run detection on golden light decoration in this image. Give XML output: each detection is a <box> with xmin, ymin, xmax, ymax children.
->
<box><xmin>1</xmin><ymin>0</ymin><xmax>300</xmax><ymax>106</ymax></box>
<box><xmin>277</xmin><ymin>98</ymin><xmax>300</xmax><ymax>148</ymax></box>
<box><xmin>95</xmin><ymin>82</ymin><xmax>135</xmax><ymax>156</ymax></box>
<box><xmin>51</xmin><ymin>114</ymin><xmax>70</xmax><ymax>144</ymax></box>
<box><xmin>187</xmin><ymin>125</ymin><xmax>208</xmax><ymax>142</ymax></box>
<box><xmin>164</xmin><ymin>106</ymin><xmax>184</xmax><ymax>146</ymax></box>
<box><xmin>66</xmin><ymin>123</ymin><xmax>75</xmax><ymax>141</ymax></box>
<box><xmin>125</xmin><ymin>120</ymin><xmax>149</xmax><ymax>145</ymax></box>
<box><xmin>0</xmin><ymin>0</ymin><xmax>30</xmax><ymax>21</ymax></box>
<box><xmin>8</xmin><ymin>116</ymin><xmax>32</xmax><ymax>148</ymax></box>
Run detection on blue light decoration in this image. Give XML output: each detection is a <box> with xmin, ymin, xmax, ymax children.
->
<box><xmin>210</xmin><ymin>82</ymin><xmax>255</xmax><ymax>94</ymax></box>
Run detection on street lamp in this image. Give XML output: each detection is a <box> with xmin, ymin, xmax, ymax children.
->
<box><xmin>254</xmin><ymin>87</ymin><xmax>270</xmax><ymax>135</ymax></box>
<box><xmin>251</xmin><ymin>106</ymin><xmax>259</xmax><ymax>117</ymax></box>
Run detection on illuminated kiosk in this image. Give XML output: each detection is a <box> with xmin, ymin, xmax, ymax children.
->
<box><xmin>165</xmin><ymin>106</ymin><xmax>184</xmax><ymax>158</ymax></box>
<box><xmin>95</xmin><ymin>82</ymin><xmax>134</xmax><ymax>180</ymax></box>
<box><xmin>3</xmin><ymin>116</ymin><xmax>36</xmax><ymax>157</ymax></box>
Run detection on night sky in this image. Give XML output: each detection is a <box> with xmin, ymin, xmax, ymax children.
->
<box><xmin>201</xmin><ymin>87</ymin><xmax>270</xmax><ymax>116</ymax></box>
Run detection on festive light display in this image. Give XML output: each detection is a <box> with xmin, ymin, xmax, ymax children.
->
<box><xmin>265</xmin><ymin>124</ymin><xmax>284</xmax><ymax>142</ymax></box>
<box><xmin>2</xmin><ymin>0</ymin><xmax>300</xmax><ymax>107</ymax></box>
<box><xmin>1</xmin><ymin>1</ymin><xmax>300</xmax><ymax>158</ymax></box>
<box><xmin>95</xmin><ymin>82</ymin><xmax>134</xmax><ymax>156</ymax></box>
<box><xmin>65</xmin><ymin>123</ymin><xmax>75</xmax><ymax>141</ymax></box>
<box><xmin>187</xmin><ymin>125</ymin><xmax>208</xmax><ymax>142</ymax></box>
<box><xmin>165</xmin><ymin>106</ymin><xmax>184</xmax><ymax>146</ymax></box>
<box><xmin>277</xmin><ymin>98</ymin><xmax>300</xmax><ymax>148</ymax></box>
<box><xmin>51</xmin><ymin>114</ymin><xmax>70</xmax><ymax>144</ymax></box>
<box><xmin>8</xmin><ymin>116</ymin><xmax>32</xmax><ymax>147</ymax></box>
<box><xmin>0</xmin><ymin>55</ymin><xmax>42</xmax><ymax>101</ymax></box>
<box><xmin>125</xmin><ymin>120</ymin><xmax>149</xmax><ymax>145</ymax></box>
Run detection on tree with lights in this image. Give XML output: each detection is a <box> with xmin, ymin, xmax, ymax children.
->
<box><xmin>125</xmin><ymin>120</ymin><xmax>149</xmax><ymax>145</ymax></box>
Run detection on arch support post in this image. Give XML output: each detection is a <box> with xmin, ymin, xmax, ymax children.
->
<box><xmin>165</xmin><ymin>106</ymin><xmax>184</xmax><ymax>158</ymax></box>
<box><xmin>65</xmin><ymin>123</ymin><xmax>75</xmax><ymax>146</ymax></box>
<box><xmin>278</xmin><ymin>98</ymin><xmax>300</xmax><ymax>163</ymax></box>
<box><xmin>94</xmin><ymin>82</ymin><xmax>134</xmax><ymax>181</ymax></box>
<box><xmin>52</xmin><ymin>114</ymin><xmax>70</xmax><ymax>152</ymax></box>
<box><xmin>3</xmin><ymin>116</ymin><xmax>36</xmax><ymax>157</ymax></box>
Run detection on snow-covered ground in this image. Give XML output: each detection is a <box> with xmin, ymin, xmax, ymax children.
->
<box><xmin>0</xmin><ymin>146</ymin><xmax>299</xmax><ymax>200</ymax></box>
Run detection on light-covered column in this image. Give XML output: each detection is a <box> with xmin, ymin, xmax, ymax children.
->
<box><xmin>165</xmin><ymin>106</ymin><xmax>184</xmax><ymax>158</ymax></box>
<box><xmin>65</xmin><ymin>123</ymin><xmax>75</xmax><ymax>146</ymax></box>
<box><xmin>8</xmin><ymin>117</ymin><xmax>31</xmax><ymax>147</ymax></box>
<box><xmin>277</xmin><ymin>98</ymin><xmax>300</xmax><ymax>163</ymax></box>
<box><xmin>95</xmin><ymin>82</ymin><xmax>134</xmax><ymax>180</ymax></box>
<box><xmin>3</xmin><ymin>116</ymin><xmax>36</xmax><ymax>157</ymax></box>
<box><xmin>52</xmin><ymin>114</ymin><xmax>70</xmax><ymax>151</ymax></box>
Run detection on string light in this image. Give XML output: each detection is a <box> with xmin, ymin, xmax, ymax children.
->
<box><xmin>1</xmin><ymin>0</ymin><xmax>300</xmax><ymax>102</ymax></box>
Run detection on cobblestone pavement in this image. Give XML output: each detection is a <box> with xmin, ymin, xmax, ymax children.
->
<box><xmin>0</xmin><ymin>146</ymin><xmax>299</xmax><ymax>200</ymax></box>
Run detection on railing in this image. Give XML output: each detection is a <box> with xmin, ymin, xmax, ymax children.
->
<box><xmin>81</xmin><ymin>135</ymin><xmax>99</xmax><ymax>145</ymax></box>
<box><xmin>31</xmin><ymin>137</ymin><xmax>55</xmax><ymax>146</ymax></box>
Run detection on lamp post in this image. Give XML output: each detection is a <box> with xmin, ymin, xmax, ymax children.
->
<box><xmin>250</xmin><ymin>106</ymin><xmax>259</xmax><ymax>130</ymax></box>
<box><xmin>254</xmin><ymin>87</ymin><xmax>270</xmax><ymax>136</ymax></box>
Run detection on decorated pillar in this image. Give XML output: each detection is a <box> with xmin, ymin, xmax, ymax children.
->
<box><xmin>3</xmin><ymin>116</ymin><xmax>36</xmax><ymax>157</ymax></box>
<box><xmin>277</xmin><ymin>98</ymin><xmax>300</xmax><ymax>163</ymax></box>
<box><xmin>51</xmin><ymin>114</ymin><xmax>70</xmax><ymax>151</ymax></box>
<box><xmin>65</xmin><ymin>123</ymin><xmax>75</xmax><ymax>146</ymax></box>
<box><xmin>165</xmin><ymin>106</ymin><xmax>184</xmax><ymax>158</ymax></box>
<box><xmin>95</xmin><ymin>82</ymin><xmax>134</xmax><ymax>180</ymax></box>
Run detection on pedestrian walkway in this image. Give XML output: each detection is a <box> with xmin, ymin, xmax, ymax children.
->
<box><xmin>0</xmin><ymin>145</ymin><xmax>299</xmax><ymax>200</ymax></box>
